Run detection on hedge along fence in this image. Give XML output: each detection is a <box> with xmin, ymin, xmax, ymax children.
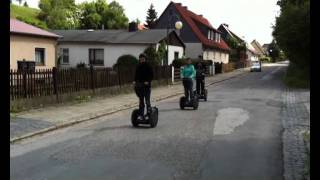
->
<box><xmin>10</xmin><ymin>65</ymin><xmax>172</xmax><ymax>101</ymax></box>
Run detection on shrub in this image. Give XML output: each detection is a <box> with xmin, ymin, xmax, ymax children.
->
<box><xmin>113</xmin><ymin>54</ymin><xmax>138</xmax><ymax>69</ymax></box>
<box><xmin>259</xmin><ymin>56</ymin><xmax>271</xmax><ymax>62</ymax></box>
<box><xmin>76</xmin><ymin>62</ymin><xmax>87</xmax><ymax>68</ymax></box>
<box><xmin>144</xmin><ymin>46</ymin><xmax>162</xmax><ymax>66</ymax></box>
<box><xmin>171</xmin><ymin>58</ymin><xmax>187</xmax><ymax>68</ymax></box>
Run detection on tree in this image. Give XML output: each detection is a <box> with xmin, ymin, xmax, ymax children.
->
<box><xmin>23</xmin><ymin>1</ymin><xmax>28</xmax><ymax>7</ymax></box>
<box><xmin>79</xmin><ymin>0</ymin><xmax>128</xmax><ymax>29</ymax></box>
<box><xmin>38</xmin><ymin>0</ymin><xmax>79</xmax><ymax>29</ymax></box>
<box><xmin>267</xmin><ymin>40</ymin><xmax>281</xmax><ymax>62</ymax></box>
<box><xmin>273</xmin><ymin>0</ymin><xmax>310</xmax><ymax>69</ymax></box>
<box><xmin>145</xmin><ymin>3</ymin><xmax>158</xmax><ymax>29</ymax></box>
<box><xmin>16</xmin><ymin>0</ymin><xmax>22</xmax><ymax>6</ymax></box>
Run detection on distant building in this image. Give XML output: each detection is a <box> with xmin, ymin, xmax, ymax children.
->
<box><xmin>251</xmin><ymin>40</ymin><xmax>267</xmax><ymax>57</ymax></box>
<box><xmin>262</xmin><ymin>44</ymin><xmax>270</xmax><ymax>56</ymax></box>
<box><xmin>52</xmin><ymin>27</ymin><xmax>185</xmax><ymax>68</ymax></box>
<box><xmin>10</xmin><ymin>18</ymin><xmax>60</xmax><ymax>70</ymax></box>
<box><xmin>153</xmin><ymin>2</ymin><xmax>231</xmax><ymax>64</ymax></box>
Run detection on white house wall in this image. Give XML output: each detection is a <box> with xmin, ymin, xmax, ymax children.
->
<box><xmin>168</xmin><ymin>45</ymin><xmax>184</xmax><ymax>65</ymax></box>
<box><xmin>203</xmin><ymin>50</ymin><xmax>229</xmax><ymax>64</ymax></box>
<box><xmin>58</xmin><ymin>44</ymin><xmax>149</xmax><ymax>67</ymax></box>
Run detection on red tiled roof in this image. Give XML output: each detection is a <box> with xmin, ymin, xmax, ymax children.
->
<box><xmin>10</xmin><ymin>18</ymin><xmax>60</xmax><ymax>38</ymax></box>
<box><xmin>172</xmin><ymin>2</ymin><xmax>230</xmax><ymax>51</ymax></box>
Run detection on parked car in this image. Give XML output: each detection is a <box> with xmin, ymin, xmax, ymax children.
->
<box><xmin>250</xmin><ymin>61</ymin><xmax>262</xmax><ymax>72</ymax></box>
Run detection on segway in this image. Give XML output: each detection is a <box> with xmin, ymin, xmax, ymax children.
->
<box><xmin>131</xmin><ymin>107</ymin><xmax>159</xmax><ymax>128</ymax></box>
<box><xmin>194</xmin><ymin>89</ymin><xmax>208</xmax><ymax>101</ymax></box>
<box><xmin>180</xmin><ymin>96</ymin><xmax>199</xmax><ymax>110</ymax></box>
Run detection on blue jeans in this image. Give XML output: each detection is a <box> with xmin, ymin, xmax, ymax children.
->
<box><xmin>135</xmin><ymin>83</ymin><xmax>151</xmax><ymax>115</ymax></box>
<box><xmin>183</xmin><ymin>78</ymin><xmax>194</xmax><ymax>101</ymax></box>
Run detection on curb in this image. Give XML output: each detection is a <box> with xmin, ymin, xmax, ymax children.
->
<box><xmin>10</xmin><ymin>69</ymin><xmax>248</xmax><ymax>143</ymax></box>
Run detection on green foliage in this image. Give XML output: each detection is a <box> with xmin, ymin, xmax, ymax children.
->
<box><xmin>284</xmin><ymin>62</ymin><xmax>309</xmax><ymax>88</ymax></box>
<box><xmin>225</xmin><ymin>36</ymin><xmax>239</xmax><ymax>49</ymax></box>
<box><xmin>76</xmin><ymin>62</ymin><xmax>87</xmax><ymax>68</ymax></box>
<box><xmin>267</xmin><ymin>40</ymin><xmax>281</xmax><ymax>62</ymax></box>
<box><xmin>145</xmin><ymin>3</ymin><xmax>158</xmax><ymax>28</ymax></box>
<box><xmin>259</xmin><ymin>56</ymin><xmax>271</xmax><ymax>62</ymax></box>
<box><xmin>10</xmin><ymin>4</ymin><xmax>48</xmax><ymax>29</ymax></box>
<box><xmin>273</xmin><ymin>0</ymin><xmax>309</xmax><ymax>71</ymax></box>
<box><xmin>172</xmin><ymin>58</ymin><xmax>187</xmax><ymax>68</ymax></box>
<box><xmin>113</xmin><ymin>55</ymin><xmax>138</xmax><ymax>69</ymax></box>
<box><xmin>23</xmin><ymin>1</ymin><xmax>28</xmax><ymax>7</ymax></box>
<box><xmin>144</xmin><ymin>46</ymin><xmax>162</xmax><ymax>66</ymax></box>
<box><xmin>79</xmin><ymin>0</ymin><xmax>128</xmax><ymax>29</ymax></box>
<box><xmin>38</xmin><ymin>0</ymin><xmax>79</xmax><ymax>29</ymax></box>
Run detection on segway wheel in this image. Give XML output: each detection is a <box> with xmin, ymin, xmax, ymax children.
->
<box><xmin>131</xmin><ymin>109</ymin><xmax>140</xmax><ymax>127</ymax></box>
<box><xmin>180</xmin><ymin>97</ymin><xmax>186</xmax><ymax>110</ymax></box>
<box><xmin>204</xmin><ymin>89</ymin><xmax>208</xmax><ymax>101</ymax></box>
<box><xmin>150</xmin><ymin>107</ymin><xmax>158</xmax><ymax>128</ymax></box>
<box><xmin>193</xmin><ymin>97</ymin><xmax>199</xmax><ymax>110</ymax></box>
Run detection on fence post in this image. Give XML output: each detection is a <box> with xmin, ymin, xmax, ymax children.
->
<box><xmin>90</xmin><ymin>65</ymin><xmax>95</xmax><ymax>93</ymax></box>
<box><xmin>23</xmin><ymin>70</ymin><xmax>27</xmax><ymax>98</ymax></box>
<box><xmin>52</xmin><ymin>67</ymin><xmax>59</xmax><ymax>102</ymax></box>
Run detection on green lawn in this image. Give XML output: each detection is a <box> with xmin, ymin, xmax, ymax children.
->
<box><xmin>10</xmin><ymin>4</ymin><xmax>48</xmax><ymax>29</ymax></box>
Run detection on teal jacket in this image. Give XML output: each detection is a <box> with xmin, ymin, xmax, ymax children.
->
<box><xmin>181</xmin><ymin>64</ymin><xmax>196</xmax><ymax>79</ymax></box>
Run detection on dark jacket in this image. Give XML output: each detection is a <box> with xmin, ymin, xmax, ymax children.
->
<box><xmin>196</xmin><ymin>66</ymin><xmax>205</xmax><ymax>80</ymax></box>
<box><xmin>134</xmin><ymin>62</ymin><xmax>154</xmax><ymax>84</ymax></box>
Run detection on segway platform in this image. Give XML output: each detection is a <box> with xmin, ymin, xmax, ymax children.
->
<box><xmin>194</xmin><ymin>89</ymin><xmax>208</xmax><ymax>101</ymax></box>
<box><xmin>179</xmin><ymin>96</ymin><xmax>199</xmax><ymax>110</ymax></box>
<box><xmin>131</xmin><ymin>107</ymin><xmax>159</xmax><ymax>128</ymax></box>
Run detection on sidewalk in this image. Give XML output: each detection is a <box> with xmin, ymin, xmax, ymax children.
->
<box><xmin>281</xmin><ymin>88</ymin><xmax>310</xmax><ymax>180</ymax></box>
<box><xmin>10</xmin><ymin>68</ymin><xmax>249</xmax><ymax>143</ymax></box>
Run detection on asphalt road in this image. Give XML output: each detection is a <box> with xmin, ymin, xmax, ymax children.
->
<box><xmin>11</xmin><ymin>62</ymin><xmax>288</xmax><ymax>180</ymax></box>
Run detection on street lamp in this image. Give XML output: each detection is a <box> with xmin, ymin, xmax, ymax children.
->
<box><xmin>166</xmin><ymin>14</ymin><xmax>183</xmax><ymax>65</ymax></box>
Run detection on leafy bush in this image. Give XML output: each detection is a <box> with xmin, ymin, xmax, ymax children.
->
<box><xmin>259</xmin><ymin>56</ymin><xmax>271</xmax><ymax>62</ymax></box>
<box><xmin>113</xmin><ymin>54</ymin><xmax>138</xmax><ymax>69</ymax></box>
<box><xmin>76</xmin><ymin>62</ymin><xmax>87</xmax><ymax>68</ymax></box>
<box><xmin>171</xmin><ymin>58</ymin><xmax>187</xmax><ymax>68</ymax></box>
<box><xmin>144</xmin><ymin>46</ymin><xmax>162</xmax><ymax>66</ymax></box>
<box><xmin>172</xmin><ymin>58</ymin><xmax>212</xmax><ymax>68</ymax></box>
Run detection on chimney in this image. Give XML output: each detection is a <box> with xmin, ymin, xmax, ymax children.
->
<box><xmin>199</xmin><ymin>14</ymin><xmax>203</xmax><ymax>17</ymax></box>
<box><xmin>128</xmin><ymin>22</ymin><xmax>138</xmax><ymax>32</ymax></box>
<box><xmin>183</xmin><ymin>6</ymin><xmax>188</xmax><ymax>9</ymax></box>
<box><xmin>223</xmin><ymin>23</ymin><xmax>229</xmax><ymax>27</ymax></box>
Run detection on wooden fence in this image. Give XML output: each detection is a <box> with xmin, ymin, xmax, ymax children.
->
<box><xmin>10</xmin><ymin>66</ymin><xmax>171</xmax><ymax>100</ymax></box>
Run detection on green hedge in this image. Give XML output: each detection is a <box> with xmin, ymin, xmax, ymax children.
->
<box><xmin>113</xmin><ymin>54</ymin><xmax>138</xmax><ymax>69</ymax></box>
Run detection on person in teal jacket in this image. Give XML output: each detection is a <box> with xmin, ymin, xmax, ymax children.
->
<box><xmin>180</xmin><ymin>58</ymin><xmax>196</xmax><ymax>101</ymax></box>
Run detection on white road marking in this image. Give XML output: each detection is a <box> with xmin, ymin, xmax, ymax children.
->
<box><xmin>213</xmin><ymin>108</ymin><xmax>249</xmax><ymax>136</ymax></box>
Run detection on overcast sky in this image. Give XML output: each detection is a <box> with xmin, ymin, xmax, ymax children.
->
<box><xmin>16</xmin><ymin>0</ymin><xmax>280</xmax><ymax>45</ymax></box>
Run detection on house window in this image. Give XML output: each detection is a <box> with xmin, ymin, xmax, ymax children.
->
<box><xmin>89</xmin><ymin>49</ymin><xmax>104</xmax><ymax>66</ymax></box>
<box><xmin>60</xmin><ymin>48</ymin><xmax>69</xmax><ymax>64</ymax></box>
<box><xmin>208</xmin><ymin>30</ymin><xmax>211</xmax><ymax>40</ymax></box>
<box><xmin>174</xmin><ymin>51</ymin><xmax>179</xmax><ymax>60</ymax></box>
<box><xmin>35</xmin><ymin>48</ymin><xmax>45</xmax><ymax>66</ymax></box>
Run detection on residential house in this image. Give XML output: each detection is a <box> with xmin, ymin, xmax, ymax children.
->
<box><xmin>10</xmin><ymin>18</ymin><xmax>60</xmax><ymax>70</ymax></box>
<box><xmin>52</xmin><ymin>27</ymin><xmax>185</xmax><ymax>68</ymax></box>
<box><xmin>262</xmin><ymin>43</ymin><xmax>270</xmax><ymax>56</ymax></box>
<box><xmin>251</xmin><ymin>40</ymin><xmax>267</xmax><ymax>57</ymax></box>
<box><xmin>153</xmin><ymin>2</ymin><xmax>231</xmax><ymax>64</ymax></box>
<box><xmin>218</xmin><ymin>23</ymin><xmax>259</xmax><ymax>63</ymax></box>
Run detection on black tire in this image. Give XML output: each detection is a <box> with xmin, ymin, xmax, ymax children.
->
<box><xmin>193</xmin><ymin>97</ymin><xmax>199</xmax><ymax>110</ymax></box>
<box><xmin>180</xmin><ymin>97</ymin><xmax>186</xmax><ymax>110</ymax></box>
<box><xmin>150</xmin><ymin>107</ymin><xmax>158</xmax><ymax>128</ymax></box>
<box><xmin>131</xmin><ymin>109</ymin><xmax>139</xmax><ymax>127</ymax></box>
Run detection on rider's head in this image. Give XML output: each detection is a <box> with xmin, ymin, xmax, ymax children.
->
<box><xmin>139</xmin><ymin>53</ymin><xmax>147</xmax><ymax>63</ymax></box>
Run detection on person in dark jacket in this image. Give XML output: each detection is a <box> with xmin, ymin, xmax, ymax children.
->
<box><xmin>196</xmin><ymin>62</ymin><xmax>205</xmax><ymax>95</ymax></box>
<box><xmin>133</xmin><ymin>53</ymin><xmax>154</xmax><ymax>118</ymax></box>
